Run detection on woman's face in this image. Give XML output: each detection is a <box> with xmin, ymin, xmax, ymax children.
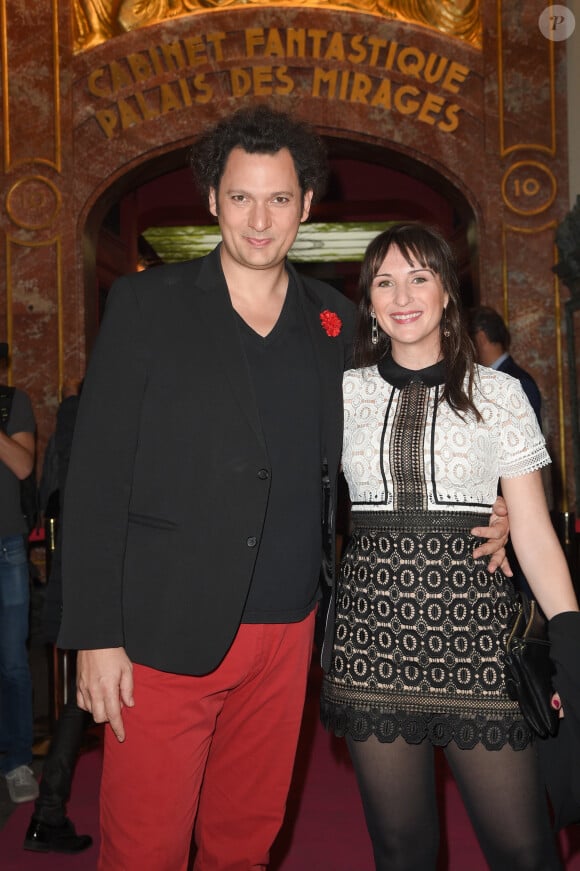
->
<box><xmin>369</xmin><ymin>243</ymin><xmax>449</xmax><ymax>368</ymax></box>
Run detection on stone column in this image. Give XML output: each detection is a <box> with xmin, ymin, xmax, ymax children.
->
<box><xmin>482</xmin><ymin>0</ymin><xmax>571</xmax><ymax>508</ymax></box>
<box><xmin>0</xmin><ymin>0</ymin><xmax>76</xmax><ymax>451</ymax></box>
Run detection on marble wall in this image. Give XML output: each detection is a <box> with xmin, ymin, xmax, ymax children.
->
<box><xmin>0</xmin><ymin>0</ymin><xmax>573</xmax><ymax>507</ymax></box>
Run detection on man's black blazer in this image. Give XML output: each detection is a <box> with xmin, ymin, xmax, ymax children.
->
<box><xmin>58</xmin><ymin>246</ymin><xmax>355</xmax><ymax>675</ymax></box>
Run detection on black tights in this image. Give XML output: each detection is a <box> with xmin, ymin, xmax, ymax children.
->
<box><xmin>346</xmin><ymin>735</ymin><xmax>562</xmax><ymax>871</ymax></box>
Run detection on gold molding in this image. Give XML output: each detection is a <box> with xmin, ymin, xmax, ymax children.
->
<box><xmin>497</xmin><ymin>0</ymin><xmax>556</xmax><ymax>157</ymax></box>
<box><xmin>1</xmin><ymin>0</ymin><xmax>8</xmax><ymax>174</ymax></box>
<box><xmin>501</xmin><ymin>161</ymin><xmax>557</xmax><ymax>216</ymax></box>
<box><xmin>501</xmin><ymin>221</ymin><xmax>567</xmax><ymax>506</ymax></box>
<box><xmin>2</xmin><ymin>0</ymin><xmax>61</xmax><ymax>173</ymax></box>
<box><xmin>53</xmin><ymin>0</ymin><xmax>62</xmax><ymax>174</ymax></box>
<box><xmin>4</xmin><ymin>234</ymin><xmax>14</xmax><ymax>385</ymax></box>
<box><xmin>6</xmin><ymin>175</ymin><xmax>63</xmax><ymax>229</ymax></box>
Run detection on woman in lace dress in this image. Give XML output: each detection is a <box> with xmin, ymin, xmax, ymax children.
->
<box><xmin>320</xmin><ymin>223</ymin><xmax>579</xmax><ymax>870</ymax></box>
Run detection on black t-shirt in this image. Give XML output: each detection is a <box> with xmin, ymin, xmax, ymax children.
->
<box><xmin>237</xmin><ymin>279</ymin><xmax>322</xmax><ymax>623</ymax></box>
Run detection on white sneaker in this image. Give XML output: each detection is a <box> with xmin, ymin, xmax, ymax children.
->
<box><xmin>4</xmin><ymin>765</ymin><xmax>39</xmax><ymax>803</ymax></box>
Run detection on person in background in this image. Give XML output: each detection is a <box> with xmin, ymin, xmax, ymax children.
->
<box><xmin>0</xmin><ymin>342</ymin><xmax>39</xmax><ymax>804</ymax></box>
<box><xmin>468</xmin><ymin>304</ymin><xmax>542</xmax><ymax>426</ymax></box>
<box><xmin>468</xmin><ymin>304</ymin><xmax>543</xmax><ymax>598</ymax></box>
<box><xmin>23</xmin><ymin>386</ymin><xmax>93</xmax><ymax>854</ymax></box>
<box><xmin>321</xmin><ymin>223</ymin><xmax>578</xmax><ymax>871</ymax></box>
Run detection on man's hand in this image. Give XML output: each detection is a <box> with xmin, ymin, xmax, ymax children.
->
<box><xmin>471</xmin><ymin>495</ymin><xmax>512</xmax><ymax>575</ymax></box>
<box><xmin>77</xmin><ymin>647</ymin><xmax>134</xmax><ymax>742</ymax></box>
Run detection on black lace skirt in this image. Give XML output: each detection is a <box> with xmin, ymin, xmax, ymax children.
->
<box><xmin>320</xmin><ymin>510</ymin><xmax>532</xmax><ymax>751</ymax></box>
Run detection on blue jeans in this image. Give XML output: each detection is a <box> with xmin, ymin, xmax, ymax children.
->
<box><xmin>0</xmin><ymin>534</ymin><xmax>34</xmax><ymax>774</ymax></box>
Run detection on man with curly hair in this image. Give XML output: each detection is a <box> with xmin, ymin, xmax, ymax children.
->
<box><xmin>58</xmin><ymin>105</ymin><xmax>355</xmax><ymax>869</ymax></box>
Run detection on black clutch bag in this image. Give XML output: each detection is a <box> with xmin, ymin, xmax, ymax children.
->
<box><xmin>504</xmin><ymin>593</ymin><xmax>559</xmax><ymax>738</ymax></box>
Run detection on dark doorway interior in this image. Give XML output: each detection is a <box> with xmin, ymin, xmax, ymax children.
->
<box><xmin>88</xmin><ymin>138</ymin><xmax>479</xmax><ymax>330</ymax></box>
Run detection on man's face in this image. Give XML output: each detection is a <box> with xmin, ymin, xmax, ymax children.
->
<box><xmin>208</xmin><ymin>147</ymin><xmax>313</xmax><ymax>274</ymax></box>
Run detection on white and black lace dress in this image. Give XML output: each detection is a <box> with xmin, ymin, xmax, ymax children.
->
<box><xmin>320</xmin><ymin>356</ymin><xmax>551</xmax><ymax>750</ymax></box>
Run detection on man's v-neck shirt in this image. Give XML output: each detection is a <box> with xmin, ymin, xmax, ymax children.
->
<box><xmin>235</xmin><ymin>276</ymin><xmax>322</xmax><ymax>623</ymax></box>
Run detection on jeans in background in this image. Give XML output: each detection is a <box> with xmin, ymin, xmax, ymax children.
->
<box><xmin>0</xmin><ymin>534</ymin><xmax>34</xmax><ymax>774</ymax></box>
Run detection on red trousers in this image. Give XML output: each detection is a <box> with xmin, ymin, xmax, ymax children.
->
<box><xmin>98</xmin><ymin>611</ymin><xmax>315</xmax><ymax>871</ymax></box>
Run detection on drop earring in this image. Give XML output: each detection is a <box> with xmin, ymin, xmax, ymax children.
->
<box><xmin>371</xmin><ymin>310</ymin><xmax>379</xmax><ymax>345</ymax></box>
<box><xmin>442</xmin><ymin>308</ymin><xmax>450</xmax><ymax>338</ymax></box>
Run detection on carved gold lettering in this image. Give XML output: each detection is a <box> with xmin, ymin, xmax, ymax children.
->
<box><xmin>350</xmin><ymin>73</ymin><xmax>372</xmax><ymax>103</ymax></box>
<box><xmin>397</xmin><ymin>47</ymin><xmax>425</xmax><ymax>78</ymax></box>
<box><xmin>287</xmin><ymin>28</ymin><xmax>306</xmax><ymax>58</ymax></box>
<box><xmin>110</xmin><ymin>61</ymin><xmax>133</xmax><ymax>93</ymax></box>
<box><xmin>160</xmin><ymin>82</ymin><xmax>182</xmax><ymax>113</ymax></box>
<box><xmin>347</xmin><ymin>35</ymin><xmax>367</xmax><ymax>65</ymax></box>
<box><xmin>274</xmin><ymin>66</ymin><xmax>294</xmax><ymax>95</ymax></box>
<box><xmin>86</xmin><ymin>28</ymin><xmax>471</xmax><ymax>139</ymax></box>
<box><xmin>393</xmin><ymin>85</ymin><xmax>420</xmax><ymax>114</ymax></box>
<box><xmin>230</xmin><ymin>67</ymin><xmax>251</xmax><ymax>97</ymax></box>
<box><xmin>161</xmin><ymin>42</ymin><xmax>186</xmax><ymax>72</ymax></box>
<box><xmin>308</xmin><ymin>29</ymin><xmax>328</xmax><ymax>58</ymax></box>
<box><xmin>264</xmin><ymin>28</ymin><xmax>285</xmax><ymax>57</ymax></box>
<box><xmin>192</xmin><ymin>73</ymin><xmax>213</xmax><ymax>103</ymax></box>
<box><xmin>338</xmin><ymin>70</ymin><xmax>350</xmax><ymax>100</ymax></box>
<box><xmin>148</xmin><ymin>47</ymin><xmax>165</xmax><ymax>75</ymax></box>
<box><xmin>312</xmin><ymin>67</ymin><xmax>338</xmax><ymax>98</ymax></box>
<box><xmin>229</xmin><ymin>65</ymin><xmax>294</xmax><ymax>97</ymax></box>
<box><xmin>253</xmin><ymin>65</ymin><xmax>274</xmax><ymax>95</ymax></box>
<box><xmin>205</xmin><ymin>32</ymin><xmax>226</xmax><ymax>62</ymax></box>
<box><xmin>178</xmin><ymin>77</ymin><xmax>193</xmax><ymax>107</ymax></box>
<box><xmin>442</xmin><ymin>62</ymin><xmax>469</xmax><ymax>94</ymax></box>
<box><xmin>368</xmin><ymin>37</ymin><xmax>388</xmax><ymax>67</ymax></box>
<box><xmin>370</xmin><ymin>79</ymin><xmax>392</xmax><ymax>109</ymax></box>
<box><xmin>173</xmin><ymin>75</ymin><xmax>214</xmax><ymax>106</ymax></box>
<box><xmin>417</xmin><ymin>92</ymin><xmax>445</xmax><ymax>125</ymax></box>
<box><xmin>182</xmin><ymin>32</ymin><xmax>226</xmax><ymax>66</ymax></box>
<box><xmin>384</xmin><ymin>41</ymin><xmax>398</xmax><ymax>70</ymax></box>
<box><xmin>245</xmin><ymin>28</ymin><xmax>265</xmax><ymax>57</ymax></box>
<box><xmin>118</xmin><ymin>98</ymin><xmax>142</xmax><ymax>129</ymax></box>
<box><xmin>423</xmin><ymin>53</ymin><xmax>448</xmax><ymax>85</ymax></box>
<box><xmin>88</xmin><ymin>68</ymin><xmax>110</xmax><ymax>98</ymax></box>
<box><xmin>183</xmin><ymin>35</ymin><xmax>208</xmax><ymax>66</ymax></box>
<box><xmin>324</xmin><ymin>32</ymin><xmax>345</xmax><ymax>62</ymax></box>
<box><xmin>438</xmin><ymin>103</ymin><xmax>461</xmax><ymax>132</ymax></box>
<box><xmin>95</xmin><ymin>108</ymin><xmax>118</xmax><ymax>137</ymax></box>
<box><xmin>127</xmin><ymin>53</ymin><xmax>153</xmax><ymax>83</ymax></box>
<box><xmin>134</xmin><ymin>91</ymin><xmax>159</xmax><ymax>120</ymax></box>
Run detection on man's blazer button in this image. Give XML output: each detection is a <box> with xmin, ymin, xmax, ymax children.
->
<box><xmin>247</xmin><ymin>536</ymin><xmax>258</xmax><ymax>547</ymax></box>
<box><xmin>257</xmin><ymin>469</ymin><xmax>269</xmax><ymax>480</ymax></box>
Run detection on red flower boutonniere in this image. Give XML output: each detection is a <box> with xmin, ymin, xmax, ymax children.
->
<box><xmin>320</xmin><ymin>309</ymin><xmax>342</xmax><ymax>337</ymax></box>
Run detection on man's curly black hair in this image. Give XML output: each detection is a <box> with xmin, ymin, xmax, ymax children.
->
<box><xmin>190</xmin><ymin>104</ymin><xmax>329</xmax><ymax>204</ymax></box>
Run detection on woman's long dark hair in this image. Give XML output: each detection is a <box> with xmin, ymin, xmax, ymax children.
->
<box><xmin>354</xmin><ymin>222</ymin><xmax>480</xmax><ymax>419</ymax></box>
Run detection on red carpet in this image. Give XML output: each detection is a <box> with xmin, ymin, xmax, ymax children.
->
<box><xmin>2</xmin><ymin>667</ymin><xmax>580</xmax><ymax>870</ymax></box>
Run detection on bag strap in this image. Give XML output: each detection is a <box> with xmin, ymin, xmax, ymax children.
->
<box><xmin>0</xmin><ymin>384</ymin><xmax>15</xmax><ymax>430</ymax></box>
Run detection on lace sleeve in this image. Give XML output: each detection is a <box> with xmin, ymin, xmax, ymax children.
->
<box><xmin>490</xmin><ymin>374</ymin><xmax>551</xmax><ymax>479</ymax></box>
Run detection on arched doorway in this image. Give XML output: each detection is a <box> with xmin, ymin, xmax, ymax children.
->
<box><xmin>1</xmin><ymin>1</ymin><xmax>571</xmax><ymax>507</ymax></box>
<box><xmin>84</xmin><ymin>137</ymin><xmax>480</xmax><ymax>340</ymax></box>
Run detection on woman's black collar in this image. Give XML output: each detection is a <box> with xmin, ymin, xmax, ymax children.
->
<box><xmin>377</xmin><ymin>355</ymin><xmax>446</xmax><ymax>388</ymax></box>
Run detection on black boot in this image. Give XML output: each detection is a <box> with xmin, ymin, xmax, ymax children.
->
<box><xmin>23</xmin><ymin>817</ymin><xmax>93</xmax><ymax>854</ymax></box>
